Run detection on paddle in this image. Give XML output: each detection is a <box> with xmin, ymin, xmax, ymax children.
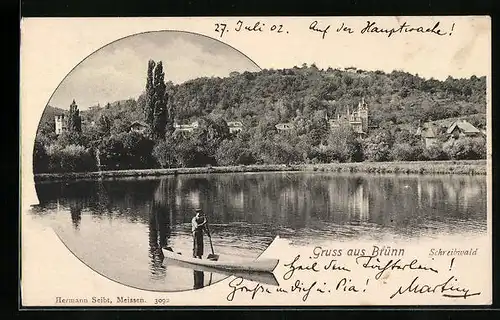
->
<box><xmin>205</xmin><ymin>221</ymin><xmax>219</xmax><ymax>261</ymax></box>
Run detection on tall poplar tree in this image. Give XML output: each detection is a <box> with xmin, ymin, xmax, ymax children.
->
<box><xmin>152</xmin><ymin>61</ymin><xmax>167</xmax><ymax>140</ymax></box>
<box><xmin>144</xmin><ymin>60</ymin><xmax>156</xmax><ymax>134</ymax></box>
<box><xmin>143</xmin><ymin>59</ymin><xmax>175</xmax><ymax>140</ymax></box>
<box><xmin>67</xmin><ymin>99</ymin><xmax>82</xmax><ymax>133</ymax></box>
<box><xmin>165</xmin><ymin>85</ymin><xmax>175</xmax><ymax>134</ymax></box>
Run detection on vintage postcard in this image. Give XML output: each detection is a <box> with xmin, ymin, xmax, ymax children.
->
<box><xmin>20</xmin><ymin>16</ymin><xmax>491</xmax><ymax>307</ymax></box>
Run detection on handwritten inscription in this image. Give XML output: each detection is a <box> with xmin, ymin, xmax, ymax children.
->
<box><xmin>283</xmin><ymin>254</ymin><xmax>351</xmax><ymax>280</ymax></box>
<box><xmin>356</xmin><ymin>255</ymin><xmax>438</xmax><ymax>280</ymax></box>
<box><xmin>336</xmin><ymin>22</ymin><xmax>354</xmax><ymax>34</ymax></box>
<box><xmin>213</xmin><ymin>19</ymin><xmax>455</xmax><ymax>39</ymax></box>
<box><xmin>309</xmin><ymin>21</ymin><xmax>330</xmax><ymax>39</ymax></box>
<box><xmin>214</xmin><ymin>20</ymin><xmax>288</xmax><ymax>38</ymax></box>
<box><xmin>226</xmin><ymin>277</ymin><xmax>272</xmax><ymax>301</ymax></box>
<box><xmin>323</xmin><ymin>259</ymin><xmax>351</xmax><ymax>272</ymax></box>
<box><xmin>227</xmin><ymin>277</ymin><xmax>367</xmax><ymax>302</ymax></box>
<box><xmin>283</xmin><ymin>255</ymin><xmax>319</xmax><ymax>280</ymax></box>
<box><xmin>291</xmin><ymin>280</ymin><xmax>318</xmax><ymax>301</ymax></box>
<box><xmin>313</xmin><ymin>20</ymin><xmax>452</xmax><ymax>39</ymax></box>
<box><xmin>225</xmin><ymin>246</ymin><xmax>481</xmax><ymax>303</ymax></box>
<box><xmin>360</xmin><ymin>21</ymin><xmax>449</xmax><ymax>37</ymax></box>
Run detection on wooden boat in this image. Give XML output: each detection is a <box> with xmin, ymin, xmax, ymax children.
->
<box><xmin>163</xmin><ymin>256</ymin><xmax>280</xmax><ymax>286</ymax></box>
<box><xmin>161</xmin><ymin>248</ymin><xmax>279</xmax><ymax>274</ymax></box>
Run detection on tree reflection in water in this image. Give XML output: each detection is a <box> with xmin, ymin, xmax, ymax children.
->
<box><xmin>148</xmin><ymin>178</ymin><xmax>177</xmax><ymax>280</ymax></box>
<box><xmin>30</xmin><ymin>173</ymin><xmax>487</xmax><ymax>291</ymax></box>
<box><xmin>69</xmin><ymin>204</ymin><xmax>82</xmax><ymax>230</ymax></box>
<box><xmin>34</xmin><ymin>173</ymin><xmax>487</xmax><ymax>247</ymax></box>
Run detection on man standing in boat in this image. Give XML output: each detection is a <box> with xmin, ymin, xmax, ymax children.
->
<box><xmin>192</xmin><ymin>208</ymin><xmax>207</xmax><ymax>259</ymax></box>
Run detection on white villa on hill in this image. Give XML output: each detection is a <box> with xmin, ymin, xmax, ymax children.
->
<box><xmin>275</xmin><ymin>123</ymin><xmax>295</xmax><ymax>131</ymax></box>
<box><xmin>227</xmin><ymin>121</ymin><xmax>243</xmax><ymax>133</ymax></box>
<box><xmin>173</xmin><ymin>121</ymin><xmax>200</xmax><ymax>133</ymax></box>
<box><xmin>173</xmin><ymin>120</ymin><xmax>243</xmax><ymax>134</ymax></box>
<box><xmin>55</xmin><ymin>114</ymin><xmax>67</xmax><ymax>135</ymax></box>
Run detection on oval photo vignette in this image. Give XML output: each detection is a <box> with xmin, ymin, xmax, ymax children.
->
<box><xmin>30</xmin><ymin>30</ymin><xmax>283</xmax><ymax>293</ymax></box>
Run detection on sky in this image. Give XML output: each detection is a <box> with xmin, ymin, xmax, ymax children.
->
<box><xmin>48</xmin><ymin>31</ymin><xmax>261</xmax><ymax>110</ymax></box>
<box><xmin>46</xmin><ymin>17</ymin><xmax>490</xmax><ymax>111</ymax></box>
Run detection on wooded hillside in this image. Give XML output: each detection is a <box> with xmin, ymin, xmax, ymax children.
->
<box><xmin>34</xmin><ymin>64</ymin><xmax>487</xmax><ymax>173</ymax></box>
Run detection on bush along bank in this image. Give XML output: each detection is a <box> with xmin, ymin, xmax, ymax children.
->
<box><xmin>33</xmin><ymin>160</ymin><xmax>486</xmax><ymax>182</ymax></box>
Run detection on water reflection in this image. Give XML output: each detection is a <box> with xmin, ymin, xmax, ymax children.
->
<box><xmin>148</xmin><ymin>208</ymin><xmax>167</xmax><ymax>280</ymax></box>
<box><xmin>34</xmin><ymin>173</ymin><xmax>487</xmax><ymax>241</ymax></box>
<box><xmin>148</xmin><ymin>178</ymin><xmax>176</xmax><ymax>279</ymax></box>
<box><xmin>69</xmin><ymin>202</ymin><xmax>82</xmax><ymax>230</ymax></box>
<box><xmin>32</xmin><ymin>172</ymin><xmax>487</xmax><ymax>290</ymax></box>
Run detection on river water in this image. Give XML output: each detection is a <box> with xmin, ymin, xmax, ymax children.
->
<box><xmin>30</xmin><ymin>172</ymin><xmax>487</xmax><ymax>292</ymax></box>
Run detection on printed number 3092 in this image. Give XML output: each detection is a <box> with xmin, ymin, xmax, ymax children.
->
<box><xmin>154</xmin><ymin>298</ymin><xmax>170</xmax><ymax>305</ymax></box>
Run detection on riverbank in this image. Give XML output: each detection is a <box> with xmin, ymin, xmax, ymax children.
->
<box><xmin>33</xmin><ymin>160</ymin><xmax>487</xmax><ymax>182</ymax></box>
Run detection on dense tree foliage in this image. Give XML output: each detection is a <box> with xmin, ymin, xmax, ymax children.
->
<box><xmin>98</xmin><ymin>132</ymin><xmax>156</xmax><ymax>170</ymax></box>
<box><xmin>164</xmin><ymin>67</ymin><xmax>486</xmax><ymax>129</ymax></box>
<box><xmin>442</xmin><ymin>136</ymin><xmax>487</xmax><ymax>160</ymax></box>
<box><xmin>34</xmin><ymin>65</ymin><xmax>487</xmax><ymax>173</ymax></box>
<box><xmin>44</xmin><ymin>144</ymin><xmax>96</xmax><ymax>173</ymax></box>
<box><xmin>327</xmin><ymin>126</ymin><xmax>363</xmax><ymax>162</ymax></box>
<box><xmin>152</xmin><ymin>133</ymin><xmax>177</xmax><ymax>168</ymax></box>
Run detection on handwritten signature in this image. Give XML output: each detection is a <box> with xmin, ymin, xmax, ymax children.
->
<box><xmin>390</xmin><ymin>276</ymin><xmax>481</xmax><ymax>299</ymax></box>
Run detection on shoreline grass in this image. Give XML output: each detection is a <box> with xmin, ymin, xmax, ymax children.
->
<box><xmin>33</xmin><ymin>160</ymin><xmax>487</xmax><ymax>182</ymax></box>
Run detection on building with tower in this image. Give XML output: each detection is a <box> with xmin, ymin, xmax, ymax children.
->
<box><xmin>328</xmin><ymin>97</ymin><xmax>369</xmax><ymax>138</ymax></box>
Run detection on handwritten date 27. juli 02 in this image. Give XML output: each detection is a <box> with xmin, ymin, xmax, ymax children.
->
<box><xmin>214</xmin><ymin>21</ymin><xmax>288</xmax><ymax>38</ymax></box>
